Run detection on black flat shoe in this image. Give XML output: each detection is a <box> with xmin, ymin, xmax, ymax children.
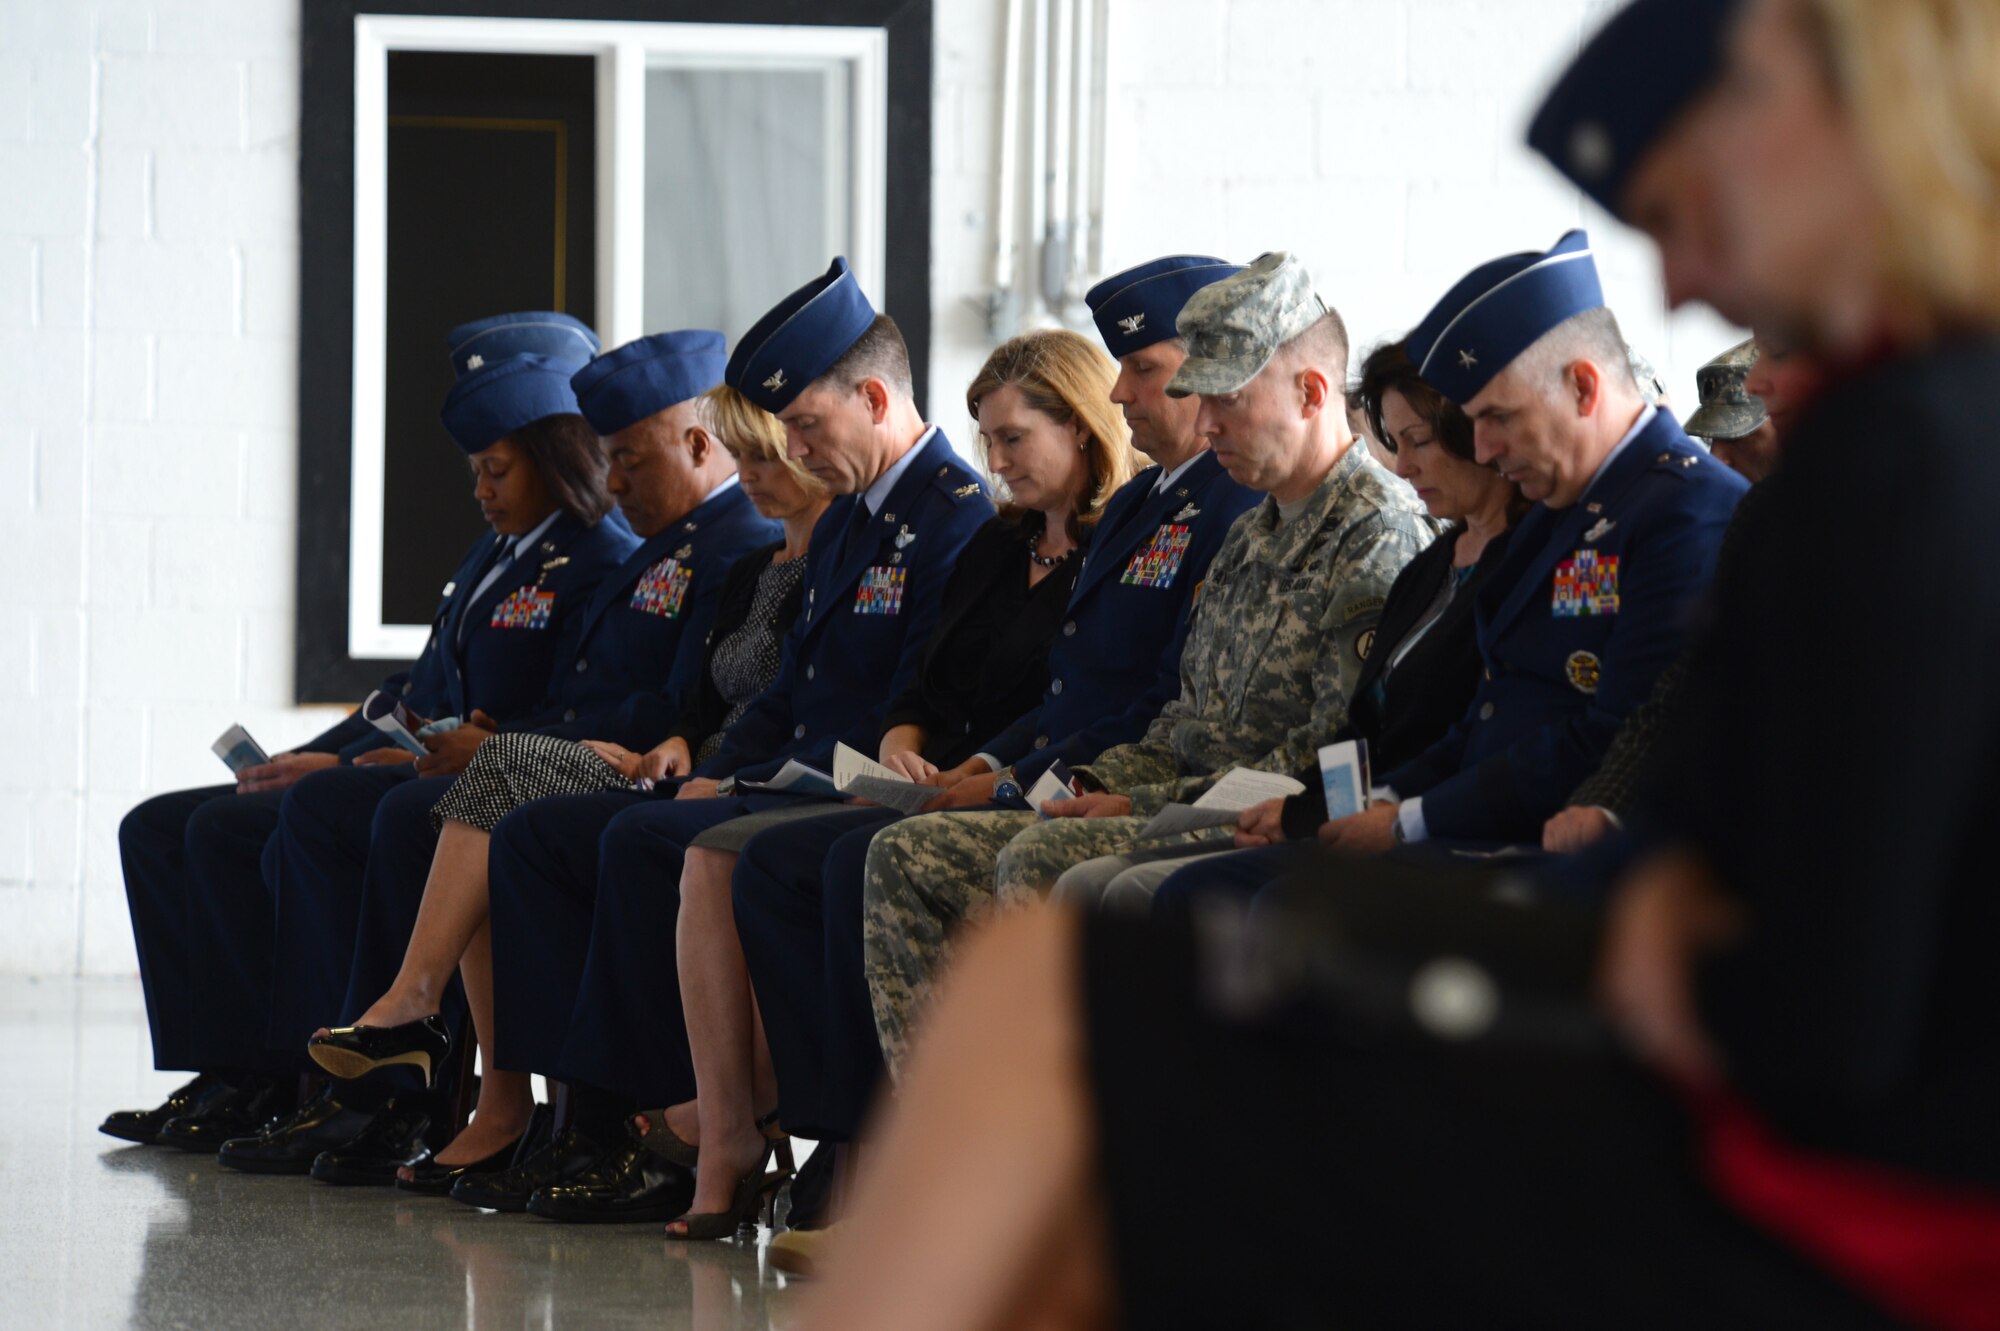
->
<box><xmin>397</xmin><ymin>1122</ymin><xmax>541</xmax><ymax>1196</ymax></box>
<box><xmin>449</xmin><ymin>1125</ymin><xmax>607</xmax><ymax>1213</ymax></box>
<box><xmin>100</xmin><ymin>1073</ymin><xmax>226</xmax><ymax>1145</ymax></box>
<box><xmin>215</xmin><ymin>1088</ymin><xmax>375</xmax><ymax>1175</ymax></box>
<box><xmin>155</xmin><ymin>1076</ymin><xmax>295</xmax><ymax>1153</ymax></box>
<box><xmin>308</xmin><ymin>1095</ymin><xmax>435</xmax><ymax>1186</ymax></box>
<box><xmin>307</xmin><ymin>1015</ymin><xmax>450</xmax><ymax>1086</ymax></box>
<box><xmin>525</xmin><ymin>1130</ymin><xmax>696</xmax><ymax>1224</ymax></box>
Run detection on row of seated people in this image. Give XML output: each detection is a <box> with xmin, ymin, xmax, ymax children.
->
<box><xmin>108</xmin><ymin>209</ymin><xmax>1769</xmax><ymax>1251</ymax></box>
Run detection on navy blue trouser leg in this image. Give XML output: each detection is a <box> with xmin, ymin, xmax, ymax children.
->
<box><xmin>555</xmin><ymin>796</ymin><xmax>768</xmax><ymax>1106</ymax></box>
<box><xmin>182</xmin><ymin>789</ymin><xmax>290</xmax><ymax>1072</ymax></box>
<box><xmin>734</xmin><ymin>808</ymin><xmax>897</xmax><ymax>1141</ymax></box>
<box><xmin>337</xmin><ymin>774</ymin><xmax>465</xmax><ymax>1026</ymax></box>
<box><xmin>262</xmin><ymin>764</ymin><xmax>416</xmax><ymax>1056</ymax></box>
<box><xmin>119</xmin><ymin>785</ymin><xmax>235</xmax><ymax>1071</ymax></box>
<box><xmin>1151</xmin><ymin>842</ymin><xmax>1299</xmax><ymax>918</ymax></box>
<box><xmin>818</xmin><ymin>819</ymin><xmax>890</xmax><ymax>1140</ymax></box>
<box><xmin>487</xmin><ymin>791</ymin><xmax>644</xmax><ymax>1078</ymax></box>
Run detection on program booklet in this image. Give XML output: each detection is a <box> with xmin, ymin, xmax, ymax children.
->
<box><xmin>1317</xmin><ymin>738</ymin><xmax>1372</xmax><ymax>821</ymax></box>
<box><xmin>360</xmin><ymin>691</ymin><xmax>432</xmax><ymax>757</ymax></box>
<box><xmin>1137</xmin><ymin>766</ymin><xmax>1308</xmax><ymax>840</ymax></box>
<box><xmin>736</xmin><ymin>743</ymin><xmax>945</xmax><ymax>815</ymax></box>
<box><xmin>210</xmin><ymin>724</ymin><xmax>272</xmax><ymax>775</ymax></box>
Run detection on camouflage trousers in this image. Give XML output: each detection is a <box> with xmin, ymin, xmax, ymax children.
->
<box><xmin>862</xmin><ymin>810</ymin><xmax>1209</xmax><ymax>1075</ymax></box>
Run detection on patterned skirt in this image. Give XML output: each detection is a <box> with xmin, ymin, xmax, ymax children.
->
<box><xmin>430</xmin><ymin>731</ymin><xmax>629</xmax><ymax>832</ymax></box>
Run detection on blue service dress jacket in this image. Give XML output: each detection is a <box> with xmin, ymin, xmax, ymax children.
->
<box><xmin>1382</xmin><ymin>411</ymin><xmax>1746</xmax><ymax>842</ymax></box>
<box><xmin>694</xmin><ymin>429</ymin><xmax>993</xmax><ymax>780</ymax></box>
<box><xmin>302</xmin><ymin>512</ymin><xmax>639</xmax><ymax>763</ymax></box>
<box><xmin>509</xmin><ymin>482</ymin><xmax>779</xmax><ymax>748</ymax></box>
<box><xmin>982</xmin><ymin>451</ymin><xmax>1260</xmax><ymax>784</ymax></box>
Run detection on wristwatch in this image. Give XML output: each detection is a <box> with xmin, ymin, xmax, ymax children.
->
<box><xmin>716</xmin><ymin>775</ymin><xmax>738</xmax><ymax>796</ymax></box>
<box><xmin>993</xmin><ymin>769</ymin><xmax>1024</xmax><ymax>805</ymax></box>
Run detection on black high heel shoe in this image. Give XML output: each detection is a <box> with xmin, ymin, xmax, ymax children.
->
<box><xmin>307</xmin><ymin>1015</ymin><xmax>451</xmax><ymax>1086</ymax></box>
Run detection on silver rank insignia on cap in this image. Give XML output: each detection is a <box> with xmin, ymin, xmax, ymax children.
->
<box><xmin>894</xmin><ymin>526</ymin><xmax>916</xmax><ymax>550</ymax></box>
<box><xmin>1569</xmin><ymin>122</ymin><xmax>1614</xmax><ymax>181</ymax></box>
<box><xmin>466</xmin><ymin>354</ymin><xmax>484</xmax><ymax>370</ymax></box>
<box><xmin>1173</xmin><ymin>503</ymin><xmax>1200</xmax><ymax>521</ymax></box>
<box><xmin>1583</xmin><ymin>518</ymin><xmax>1615</xmax><ymax>543</ymax></box>
<box><xmin>1457</xmin><ymin>349</ymin><xmax>1478</xmax><ymax>369</ymax></box>
<box><xmin>673</xmin><ymin>545</ymin><xmax>693</xmax><ymax>559</ymax></box>
<box><xmin>763</xmin><ymin>368</ymin><xmax>787</xmax><ymax>392</ymax></box>
<box><xmin>1117</xmin><ymin>313</ymin><xmax>1146</xmax><ymax>335</ymax></box>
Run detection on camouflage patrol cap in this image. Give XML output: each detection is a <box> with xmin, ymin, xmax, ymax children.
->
<box><xmin>1682</xmin><ymin>338</ymin><xmax>1768</xmax><ymax>442</ymax></box>
<box><xmin>1165</xmin><ymin>252</ymin><xmax>1331</xmax><ymax>398</ymax></box>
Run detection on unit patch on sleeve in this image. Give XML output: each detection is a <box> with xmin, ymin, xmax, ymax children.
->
<box><xmin>630</xmin><ymin>557</ymin><xmax>693</xmax><ymax>619</ymax></box>
<box><xmin>492</xmin><ymin>586</ymin><xmax>557</xmax><ymax>630</ymax></box>
<box><xmin>1121</xmin><ymin>523</ymin><xmax>1193</xmax><ymax>589</ymax></box>
<box><xmin>1552</xmin><ymin>549</ymin><xmax>1620</xmax><ymax>617</ymax></box>
<box><xmin>854</xmin><ymin>566</ymin><xmax>908</xmax><ymax>616</ymax></box>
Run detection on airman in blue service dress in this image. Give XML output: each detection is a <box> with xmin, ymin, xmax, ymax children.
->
<box><xmin>473</xmin><ymin>259</ymin><xmax>991</xmax><ymax>1200</ymax></box>
<box><xmin>103</xmin><ymin>313</ymin><xmax>617</xmax><ymax>1150</ymax></box>
<box><xmin>1377</xmin><ymin>230</ymin><xmax>1746</xmax><ymax>848</ymax></box>
<box><xmin>730</xmin><ymin>255</ymin><xmax>1262</xmax><ymax>1144</ymax></box>
<box><xmin>217</xmin><ymin>348</ymin><xmax>637</xmax><ymax>1168</ymax></box>
<box><xmin>315</xmin><ymin>331</ymin><xmax>779</xmax><ymax>1103</ymax></box>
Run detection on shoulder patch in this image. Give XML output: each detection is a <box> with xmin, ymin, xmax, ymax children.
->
<box><xmin>1343</xmin><ymin>595</ymin><xmax>1386</xmax><ymax>623</ymax></box>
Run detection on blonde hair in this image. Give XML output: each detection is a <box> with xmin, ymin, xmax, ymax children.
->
<box><xmin>965</xmin><ymin>328</ymin><xmax>1140</xmax><ymax>539</ymax></box>
<box><xmin>702</xmin><ymin>384</ymin><xmax>827</xmax><ymax>499</ymax></box>
<box><xmin>1804</xmin><ymin>0</ymin><xmax>2000</xmax><ymax>328</ymax></box>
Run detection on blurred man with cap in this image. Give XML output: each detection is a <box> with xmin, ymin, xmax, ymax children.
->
<box><xmin>860</xmin><ymin>252</ymin><xmax>1435</xmax><ymax>1070</ymax></box>
<box><xmin>245</xmin><ymin>331</ymin><xmax>782</xmax><ymax>1183</ymax></box>
<box><xmin>1685</xmin><ymin>338</ymin><xmax>1779</xmax><ymax>483</ymax></box>
<box><xmin>102</xmin><ymin>316</ymin><xmax>633</xmax><ymax>1156</ymax></box>
<box><xmin>1529</xmin><ymin>0</ymin><xmax>1747</xmax><ymax>321</ymax></box>
<box><xmin>1315</xmin><ymin>230</ymin><xmax>1745</xmax><ymax>856</ymax></box>
<box><xmin>721</xmin><ymin>256</ymin><xmax>1262</xmax><ymax>1249</ymax></box>
<box><xmin>450</xmin><ymin>258</ymin><xmax>993</xmax><ymax>1214</ymax></box>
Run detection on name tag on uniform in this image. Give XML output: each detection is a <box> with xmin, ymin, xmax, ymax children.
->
<box><xmin>630</xmin><ymin>557</ymin><xmax>692</xmax><ymax>619</ymax></box>
<box><xmin>492</xmin><ymin>586</ymin><xmax>557</xmax><ymax>630</ymax></box>
<box><xmin>1122</xmin><ymin>523</ymin><xmax>1193</xmax><ymax>589</ymax></box>
<box><xmin>1552</xmin><ymin>549</ymin><xmax>1620</xmax><ymax>617</ymax></box>
<box><xmin>854</xmin><ymin>566</ymin><xmax>907</xmax><ymax>616</ymax></box>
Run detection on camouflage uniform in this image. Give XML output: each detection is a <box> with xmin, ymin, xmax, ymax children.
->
<box><xmin>863</xmin><ymin>439</ymin><xmax>1437</xmax><ymax>1070</ymax></box>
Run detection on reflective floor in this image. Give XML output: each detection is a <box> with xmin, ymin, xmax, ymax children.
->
<box><xmin>0</xmin><ymin>978</ymin><xmax>804</xmax><ymax>1330</ymax></box>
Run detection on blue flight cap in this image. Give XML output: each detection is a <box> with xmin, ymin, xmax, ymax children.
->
<box><xmin>1407</xmin><ymin>230</ymin><xmax>1606</xmax><ymax>406</ymax></box>
<box><xmin>571</xmin><ymin>330</ymin><xmax>728</xmax><ymax>436</ymax></box>
<box><xmin>440</xmin><ymin>353</ymin><xmax>587</xmax><ymax>454</ymax></box>
<box><xmin>446</xmin><ymin>311</ymin><xmax>600</xmax><ymax>379</ymax></box>
<box><xmin>726</xmin><ymin>256</ymin><xmax>878</xmax><ymax>413</ymax></box>
<box><xmin>1085</xmin><ymin>255</ymin><xmax>1244</xmax><ymax>359</ymax></box>
<box><xmin>1527</xmin><ymin>0</ymin><xmax>1740</xmax><ymax>217</ymax></box>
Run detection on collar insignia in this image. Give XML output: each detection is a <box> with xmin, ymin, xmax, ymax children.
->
<box><xmin>953</xmin><ymin>482</ymin><xmax>981</xmax><ymax>498</ymax></box>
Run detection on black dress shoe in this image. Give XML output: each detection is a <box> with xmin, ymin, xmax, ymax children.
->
<box><xmin>450</xmin><ymin>1125</ymin><xmax>606</xmax><ymax>1213</ymax></box>
<box><xmin>215</xmin><ymin>1088</ymin><xmax>375</xmax><ymax>1174</ymax></box>
<box><xmin>525</xmin><ymin>1130</ymin><xmax>696</xmax><ymax>1223</ymax></box>
<box><xmin>99</xmin><ymin>1073</ymin><xmax>226</xmax><ymax>1145</ymax></box>
<box><xmin>307</xmin><ymin>1015</ymin><xmax>451</xmax><ymax>1086</ymax></box>
<box><xmin>308</xmin><ymin>1095</ymin><xmax>434</xmax><ymax>1186</ymax></box>
<box><xmin>155</xmin><ymin>1076</ymin><xmax>295</xmax><ymax>1153</ymax></box>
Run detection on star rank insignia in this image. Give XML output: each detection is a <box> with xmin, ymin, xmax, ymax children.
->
<box><xmin>1583</xmin><ymin>518</ymin><xmax>1615</xmax><ymax>543</ymax></box>
<box><xmin>1117</xmin><ymin>313</ymin><xmax>1146</xmax><ymax>335</ymax></box>
<box><xmin>762</xmin><ymin>368</ymin><xmax>787</xmax><ymax>392</ymax></box>
<box><xmin>1457</xmin><ymin>349</ymin><xmax>1478</xmax><ymax>369</ymax></box>
<box><xmin>1173</xmin><ymin>503</ymin><xmax>1200</xmax><ymax>521</ymax></box>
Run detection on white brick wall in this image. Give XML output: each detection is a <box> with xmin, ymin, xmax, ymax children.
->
<box><xmin>2</xmin><ymin>0</ymin><xmax>1739</xmax><ymax>976</ymax></box>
